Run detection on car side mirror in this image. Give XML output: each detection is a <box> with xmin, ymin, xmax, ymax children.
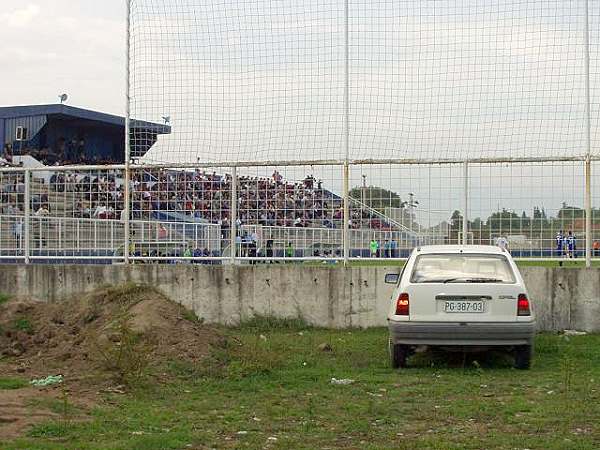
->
<box><xmin>385</xmin><ymin>273</ymin><xmax>400</xmax><ymax>284</ymax></box>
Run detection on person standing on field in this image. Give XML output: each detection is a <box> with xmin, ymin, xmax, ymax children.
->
<box><xmin>370</xmin><ymin>239</ymin><xmax>379</xmax><ymax>258</ymax></box>
<box><xmin>555</xmin><ymin>230</ymin><xmax>564</xmax><ymax>257</ymax></box>
<box><xmin>566</xmin><ymin>231</ymin><xmax>576</xmax><ymax>259</ymax></box>
<box><xmin>495</xmin><ymin>236</ymin><xmax>509</xmax><ymax>251</ymax></box>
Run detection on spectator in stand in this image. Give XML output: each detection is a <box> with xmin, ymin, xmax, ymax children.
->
<box><xmin>12</xmin><ymin>219</ymin><xmax>23</xmax><ymax>249</ymax></box>
<box><xmin>3</xmin><ymin>144</ymin><xmax>13</xmax><ymax>164</ymax></box>
<box><xmin>285</xmin><ymin>242</ymin><xmax>294</xmax><ymax>259</ymax></box>
<box><xmin>383</xmin><ymin>239</ymin><xmax>390</xmax><ymax>258</ymax></box>
<box><xmin>593</xmin><ymin>240</ymin><xmax>600</xmax><ymax>258</ymax></box>
<box><xmin>370</xmin><ymin>239</ymin><xmax>379</xmax><ymax>258</ymax></box>
<box><xmin>35</xmin><ymin>204</ymin><xmax>50</xmax><ymax>217</ymax></box>
<box><xmin>390</xmin><ymin>239</ymin><xmax>398</xmax><ymax>259</ymax></box>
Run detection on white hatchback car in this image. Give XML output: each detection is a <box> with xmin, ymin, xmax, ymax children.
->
<box><xmin>386</xmin><ymin>245</ymin><xmax>535</xmax><ymax>369</ymax></box>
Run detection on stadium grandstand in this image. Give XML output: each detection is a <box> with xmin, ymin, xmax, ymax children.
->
<box><xmin>0</xmin><ymin>104</ymin><xmax>440</xmax><ymax>262</ymax></box>
<box><xmin>0</xmin><ymin>104</ymin><xmax>170</xmax><ymax>167</ymax></box>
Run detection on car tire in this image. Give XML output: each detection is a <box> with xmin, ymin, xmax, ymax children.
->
<box><xmin>514</xmin><ymin>345</ymin><xmax>532</xmax><ymax>370</ymax></box>
<box><xmin>389</xmin><ymin>339</ymin><xmax>409</xmax><ymax>369</ymax></box>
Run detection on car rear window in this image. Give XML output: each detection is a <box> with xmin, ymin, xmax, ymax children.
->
<box><xmin>410</xmin><ymin>254</ymin><xmax>516</xmax><ymax>284</ymax></box>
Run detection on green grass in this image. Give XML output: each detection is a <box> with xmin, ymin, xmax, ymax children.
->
<box><xmin>13</xmin><ymin>318</ymin><xmax>33</xmax><ymax>333</ymax></box>
<box><xmin>515</xmin><ymin>259</ymin><xmax>600</xmax><ymax>268</ymax></box>
<box><xmin>299</xmin><ymin>259</ymin><xmax>600</xmax><ymax>268</ymax></box>
<box><xmin>3</xmin><ymin>328</ymin><xmax>600</xmax><ymax>450</ymax></box>
<box><xmin>0</xmin><ymin>377</ymin><xmax>28</xmax><ymax>390</ymax></box>
<box><xmin>0</xmin><ymin>293</ymin><xmax>10</xmax><ymax>306</ymax></box>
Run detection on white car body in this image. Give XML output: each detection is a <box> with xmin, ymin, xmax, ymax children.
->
<box><xmin>387</xmin><ymin>245</ymin><xmax>535</xmax><ymax>369</ymax></box>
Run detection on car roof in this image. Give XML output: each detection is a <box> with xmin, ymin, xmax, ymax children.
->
<box><xmin>415</xmin><ymin>245</ymin><xmax>507</xmax><ymax>255</ymax></box>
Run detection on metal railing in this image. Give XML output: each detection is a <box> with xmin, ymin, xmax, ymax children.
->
<box><xmin>1</xmin><ymin>160</ymin><xmax>598</xmax><ymax>265</ymax></box>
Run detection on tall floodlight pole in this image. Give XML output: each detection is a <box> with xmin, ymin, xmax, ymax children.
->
<box><xmin>584</xmin><ymin>0</ymin><xmax>592</xmax><ymax>268</ymax></box>
<box><xmin>124</xmin><ymin>0</ymin><xmax>132</xmax><ymax>265</ymax></box>
<box><xmin>342</xmin><ymin>0</ymin><xmax>350</xmax><ymax>265</ymax></box>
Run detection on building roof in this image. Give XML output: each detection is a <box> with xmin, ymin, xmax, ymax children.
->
<box><xmin>0</xmin><ymin>104</ymin><xmax>170</xmax><ymax>134</ymax></box>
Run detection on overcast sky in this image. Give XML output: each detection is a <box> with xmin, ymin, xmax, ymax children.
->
<box><xmin>0</xmin><ymin>1</ymin><xmax>125</xmax><ymax>115</ymax></box>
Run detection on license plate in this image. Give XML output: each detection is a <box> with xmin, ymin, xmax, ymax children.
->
<box><xmin>444</xmin><ymin>301</ymin><xmax>484</xmax><ymax>313</ymax></box>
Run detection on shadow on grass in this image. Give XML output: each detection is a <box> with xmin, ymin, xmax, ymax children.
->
<box><xmin>409</xmin><ymin>348</ymin><xmax>515</xmax><ymax>370</ymax></box>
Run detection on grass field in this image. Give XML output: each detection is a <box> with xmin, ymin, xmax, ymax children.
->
<box><xmin>3</xmin><ymin>322</ymin><xmax>600</xmax><ymax>450</ymax></box>
<box><xmin>302</xmin><ymin>259</ymin><xmax>600</xmax><ymax>268</ymax></box>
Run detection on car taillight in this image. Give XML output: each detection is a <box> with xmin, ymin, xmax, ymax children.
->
<box><xmin>517</xmin><ymin>294</ymin><xmax>531</xmax><ymax>316</ymax></box>
<box><xmin>396</xmin><ymin>293</ymin><xmax>410</xmax><ymax>316</ymax></box>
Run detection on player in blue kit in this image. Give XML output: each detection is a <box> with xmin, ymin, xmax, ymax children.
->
<box><xmin>565</xmin><ymin>231</ymin><xmax>576</xmax><ymax>259</ymax></box>
<box><xmin>555</xmin><ymin>230</ymin><xmax>564</xmax><ymax>257</ymax></box>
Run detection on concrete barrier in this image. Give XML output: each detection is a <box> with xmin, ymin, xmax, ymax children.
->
<box><xmin>1</xmin><ymin>264</ymin><xmax>599</xmax><ymax>332</ymax></box>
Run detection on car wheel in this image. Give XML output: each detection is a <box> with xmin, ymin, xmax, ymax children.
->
<box><xmin>389</xmin><ymin>339</ymin><xmax>409</xmax><ymax>369</ymax></box>
<box><xmin>514</xmin><ymin>345</ymin><xmax>532</xmax><ymax>370</ymax></box>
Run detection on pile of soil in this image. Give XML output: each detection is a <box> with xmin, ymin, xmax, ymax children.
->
<box><xmin>0</xmin><ymin>284</ymin><xmax>221</xmax><ymax>381</ymax></box>
<box><xmin>0</xmin><ymin>285</ymin><xmax>222</xmax><ymax>440</ymax></box>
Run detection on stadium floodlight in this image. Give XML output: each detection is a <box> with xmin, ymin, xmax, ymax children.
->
<box><xmin>162</xmin><ymin>116</ymin><xmax>171</xmax><ymax>125</ymax></box>
<box><xmin>58</xmin><ymin>94</ymin><xmax>68</xmax><ymax>104</ymax></box>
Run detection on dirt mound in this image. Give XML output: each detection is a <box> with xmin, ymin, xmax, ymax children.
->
<box><xmin>0</xmin><ymin>285</ymin><xmax>220</xmax><ymax>381</ymax></box>
<box><xmin>0</xmin><ymin>285</ymin><xmax>221</xmax><ymax>440</ymax></box>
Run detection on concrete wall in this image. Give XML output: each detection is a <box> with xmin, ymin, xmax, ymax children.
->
<box><xmin>1</xmin><ymin>264</ymin><xmax>599</xmax><ymax>332</ymax></box>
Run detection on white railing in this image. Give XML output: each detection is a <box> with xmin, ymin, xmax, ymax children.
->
<box><xmin>0</xmin><ymin>213</ymin><xmax>221</xmax><ymax>260</ymax></box>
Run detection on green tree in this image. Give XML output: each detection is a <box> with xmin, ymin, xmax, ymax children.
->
<box><xmin>557</xmin><ymin>204</ymin><xmax>584</xmax><ymax>220</ymax></box>
<box><xmin>487</xmin><ymin>209</ymin><xmax>521</xmax><ymax>232</ymax></box>
<box><xmin>349</xmin><ymin>186</ymin><xmax>403</xmax><ymax>212</ymax></box>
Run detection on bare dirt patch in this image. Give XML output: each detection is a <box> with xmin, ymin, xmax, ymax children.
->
<box><xmin>0</xmin><ymin>284</ymin><xmax>221</xmax><ymax>440</ymax></box>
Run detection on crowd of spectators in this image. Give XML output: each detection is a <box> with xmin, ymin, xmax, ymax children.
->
<box><xmin>129</xmin><ymin>169</ymin><xmax>393</xmax><ymax>230</ymax></box>
<box><xmin>2</xmin><ymin>141</ymin><xmax>120</xmax><ymax>167</ymax></box>
<box><xmin>49</xmin><ymin>171</ymin><xmax>124</xmax><ymax>219</ymax></box>
<box><xmin>0</xmin><ymin>175</ymin><xmax>25</xmax><ymax>214</ymax></box>
<box><xmin>2</xmin><ymin>161</ymin><xmax>393</xmax><ymax>232</ymax></box>
<box><xmin>131</xmin><ymin>169</ymin><xmax>345</xmax><ymax>229</ymax></box>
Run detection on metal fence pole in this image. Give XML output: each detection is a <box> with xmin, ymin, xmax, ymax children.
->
<box><xmin>230</xmin><ymin>166</ymin><xmax>238</xmax><ymax>264</ymax></box>
<box><xmin>343</xmin><ymin>0</ymin><xmax>350</xmax><ymax>164</ymax></box>
<box><xmin>124</xmin><ymin>0</ymin><xmax>132</xmax><ymax>265</ymax></box>
<box><xmin>584</xmin><ymin>0</ymin><xmax>592</xmax><ymax>268</ymax></box>
<box><xmin>585</xmin><ymin>158</ymin><xmax>592</xmax><ymax>266</ymax></box>
<box><xmin>463</xmin><ymin>161</ymin><xmax>469</xmax><ymax>245</ymax></box>
<box><xmin>24</xmin><ymin>169</ymin><xmax>30</xmax><ymax>264</ymax></box>
<box><xmin>343</xmin><ymin>163</ymin><xmax>350</xmax><ymax>265</ymax></box>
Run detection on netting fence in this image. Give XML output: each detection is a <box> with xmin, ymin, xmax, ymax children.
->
<box><xmin>2</xmin><ymin>0</ymin><xmax>600</xmax><ymax>264</ymax></box>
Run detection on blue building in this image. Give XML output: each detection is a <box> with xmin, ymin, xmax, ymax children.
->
<box><xmin>0</xmin><ymin>104</ymin><xmax>170</xmax><ymax>164</ymax></box>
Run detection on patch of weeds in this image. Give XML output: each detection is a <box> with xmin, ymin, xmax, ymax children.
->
<box><xmin>27</xmin><ymin>396</ymin><xmax>79</xmax><ymax>417</ymax></box>
<box><xmin>94</xmin><ymin>314</ymin><xmax>155</xmax><ymax>385</ymax></box>
<box><xmin>239</xmin><ymin>315</ymin><xmax>311</xmax><ymax>333</ymax></box>
<box><xmin>560</xmin><ymin>355</ymin><xmax>575</xmax><ymax>393</ymax></box>
<box><xmin>89</xmin><ymin>283</ymin><xmax>157</xmax><ymax>308</ymax></box>
<box><xmin>14</xmin><ymin>318</ymin><xmax>33</xmax><ymax>334</ymax></box>
<box><xmin>198</xmin><ymin>334</ymin><xmax>284</xmax><ymax>380</ymax></box>
<box><xmin>181</xmin><ymin>307</ymin><xmax>204</xmax><ymax>324</ymax></box>
<box><xmin>472</xmin><ymin>360</ymin><xmax>484</xmax><ymax>375</ymax></box>
<box><xmin>0</xmin><ymin>293</ymin><xmax>10</xmax><ymax>305</ymax></box>
<box><xmin>0</xmin><ymin>377</ymin><xmax>28</xmax><ymax>390</ymax></box>
<box><xmin>167</xmin><ymin>360</ymin><xmax>205</xmax><ymax>379</ymax></box>
<box><xmin>28</xmin><ymin>422</ymin><xmax>70</xmax><ymax>438</ymax></box>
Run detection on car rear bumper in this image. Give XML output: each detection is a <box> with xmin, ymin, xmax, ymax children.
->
<box><xmin>388</xmin><ymin>320</ymin><xmax>535</xmax><ymax>346</ymax></box>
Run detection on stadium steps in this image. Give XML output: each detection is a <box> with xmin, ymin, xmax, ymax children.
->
<box><xmin>30</xmin><ymin>178</ymin><xmax>77</xmax><ymax>216</ymax></box>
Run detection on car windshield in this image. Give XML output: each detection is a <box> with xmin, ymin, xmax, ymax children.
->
<box><xmin>410</xmin><ymin>254</ymin><xmax>516</xmax><ymax>284</ymax></box>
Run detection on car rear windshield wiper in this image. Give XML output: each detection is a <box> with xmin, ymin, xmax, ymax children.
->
<box><xmin>464</xmin><ymin>277</ymin><xmax>504</xmax><ymax>283</ymax></box>
<box><xmin>421</xmin><ymin>277</ymin><xmax>504</xmax><ymax>284</ymax></box>
<box><xmin>421</xmin><ymin>278</ymin><xmax>463</xmax><ymax>284</ymax></box>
